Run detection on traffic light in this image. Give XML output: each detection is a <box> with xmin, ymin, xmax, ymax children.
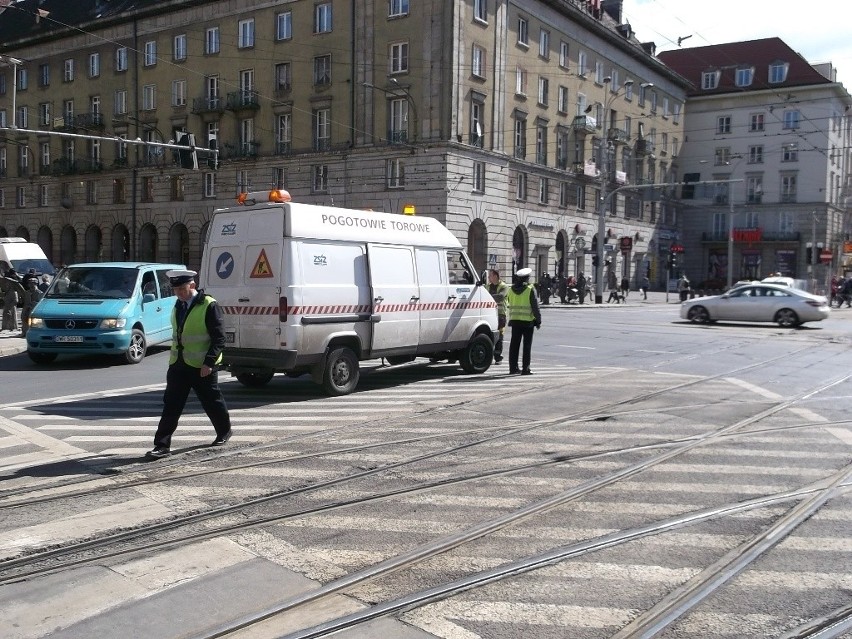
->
<box><xmin>806</xmin><ymin>246</ymin><xmax>813</xmax><ymax>264</ymax></box>
<box><xmin>669</xmin><ymin>252</ymin><xmax>678</xmax><ymax>270</ymax></box>
<box><xmin>176</xmin><ymin>132</ymin><xmax>198</xmax><ymax>170</ymax></box>
<box><xmin>592</xmin><ymin>255</ymin><xmax>599</xmax><ymax>267</ymax></box>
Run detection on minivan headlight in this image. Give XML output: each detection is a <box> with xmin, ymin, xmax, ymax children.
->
<box><xmin>28</xmin><ymin>317</ymin><xmax>44</xmax><ymax>329</ymax></box>
<box><xmin>100</xmin><ymin>318</ymin><xmax>127</xmax><ymax>329</ymax></box>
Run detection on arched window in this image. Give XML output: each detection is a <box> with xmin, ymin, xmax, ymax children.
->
<box><xmin>111</xmin><ymin>224</ymin><xmax>130</xmax><ymax>261</ymax></box>
<box><xmin>60</xmin><ymin>225</ymin><xmax>77</xmax><ymax>266</ymax></box>
<box><xmin>139</xmin><ymin>223</ymin><xmax>157</xmax><ymax>262</ymax></box>
<box><xmin>37</xmin><ymin>226</ymin><xmax>53</xmax><ymax>265</ymax></box>
<box><xmin>168</xmin><ymin>223</ymin><xmax>190</xmax><ymax>265</ymax></box>
<box><xmin>84</xmin><ymin>225</ymin><xmax>102</xmax><ymax>262</ymax></box>
<box><xmin>467</xmin><ymin>219</ymin><xmax>487</xmax><ymax>274</ymax></box>
<box><xmin>16</xmin><ymin>226</ymin><xmax>30</xmax><ymax>241</ymax></box>
<box><xmin>512</xmin><ymin>226</ymin><xmax>526</xmax><ymax>271</ymax></box>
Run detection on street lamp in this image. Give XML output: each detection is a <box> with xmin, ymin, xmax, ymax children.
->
<box><xmin>723</xmin><ymin>157</ymin><xmax>746</xmax><ymax>289</ymax></box>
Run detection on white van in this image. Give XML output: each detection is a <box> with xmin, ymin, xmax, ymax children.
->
<box><xmin>0</xmin><ymin>237</ymin><xmax>55</xmax><ymax>277</ymax></box>
<box><xmin>200</xmin><ymin>191</ymin><xmax>498</xmax><ymax>395</ymax></box>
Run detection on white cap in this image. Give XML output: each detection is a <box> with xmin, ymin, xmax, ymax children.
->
<box><xmin>166</xmin><ymin>269</ymin><xmax>197</xmax><ymax>286</ymax></box>
<box><xmin>516</xmin><ymin>268</ymin><xmax>532</xmax><ymax>278</ymax></box>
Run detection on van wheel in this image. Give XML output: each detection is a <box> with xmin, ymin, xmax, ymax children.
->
<box><xmin>28</xmin><ymin>351</ymin><xmax>57</xmax><ymax>364</ymax></box>
<box><xmin>124</xmin><ymin>329</ymin><xmax>147</xmax><ymax>364</ymax></box>
<box><xmin>459</xmin><ymin>334</ymin><xmax>494</xmax><ymax>374</ymax></box>
<box><xmin>323</xmin><ymin>347</ymin><xmax>359</xmax><ymax>396</ymax></box>
<box><xmin>236</xmin><ymin>371</ymin><xmax>275</xmax><ymax>387</ymax></box>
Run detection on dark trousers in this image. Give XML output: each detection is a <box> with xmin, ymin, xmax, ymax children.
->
<box><xmin>154</xmin><ymin>360</ymin><xmax>231</xmax><ymax>448</ymax></box>
<box><xmin>494</xmin><ymin>315</ymin><xmax>506</xmax><ymax>359</ymax></box>
<box><xmin>509</xmin><ymin>322</ymin><xmax>535</xmax><ymax>372</ymax></box>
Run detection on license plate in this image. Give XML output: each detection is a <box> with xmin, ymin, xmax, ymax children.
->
<box><xmin>225</xmin><ymin>332</ymin><xmax>235</xmax><ymax>344</ymax></box>
<box><xmin>55</xmin><ymin>335</ymin><xmax>84</xmax><ymax>343</ymax></box>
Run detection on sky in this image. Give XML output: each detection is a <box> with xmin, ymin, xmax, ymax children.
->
<box><xmin>621</xmin><ymin>0</ymin><xmax>851</xmax><ymax>89</ymax></box>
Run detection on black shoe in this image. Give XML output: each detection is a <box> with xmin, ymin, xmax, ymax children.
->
<box><xmin>211</xmin><ymin>430</ymin><xmax>232</xmax><ymax>447</ymax></box>
<box><xmin>494</xmin><ymin>355</ymin><xmax>503</xmax><ymax>364</ymax></box>
<box><xmin>521</xmin><ymin>369</ymin><xmax>533</xmax><ymax>375</ymax></box>
<box><xmin>146</xmin><ymin>447</ymin><xmax>171</xmax><ymax>459</ymax></box>
<box><xmin>509</xmin><ymin>368</ymin><xmax>520</xmax><ymax>375</ymax></box>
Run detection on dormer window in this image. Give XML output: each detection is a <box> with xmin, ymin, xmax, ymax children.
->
<box><xmin>701</xmin><ymin>70</ymin><xmax>720</xmax><ymax>90</ymax></box>
<box><xmin>769</xmin><ymin>61</ymin><xmax>789</xmax><ymax>83</ymax></box>
<box><xmin>735</xmin><ymin>67</ymin><xmax>754</xmax><ymax>87</ymax></box>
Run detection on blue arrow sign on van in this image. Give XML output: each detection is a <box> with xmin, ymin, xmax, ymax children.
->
<box><xmin>216</xmin><ymin>251</ymin><xmax>234</xmax><ymax>279</ymax></box>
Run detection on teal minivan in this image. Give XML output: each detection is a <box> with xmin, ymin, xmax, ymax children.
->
<box><xmin>26</xmin><ymin>262</ymin><xmax>185</xmax><ymax>364</ymax></box>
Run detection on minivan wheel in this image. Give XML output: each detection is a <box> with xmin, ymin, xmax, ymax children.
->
<box><xmin>236</xmin><ymin>371</ymin><xmax>275</xmax><ymax>387</ymax></box>
<box><xmin>459</xmin><ymin>334</ymin><xmax>494</xmax><ymax>374</ymax></box>
<box><xmin>323</xmin><ymin>347</ymin><xmax>359</xmax><ymax>396</ymax></box>
<box><xmin>28</xmin><ymin>351</ymin><xmax>57</xmax><ymax>364</ymax></box>
<box><xmin>124</xmin><ymin>328</ymin><xmax>147</xmax><ymax>364</ymax></box>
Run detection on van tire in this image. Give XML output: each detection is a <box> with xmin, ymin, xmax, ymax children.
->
<box><xmin>459</xmin><ymin>334</ymin><xmax>493</xmax><ymax>374</ymax></box>
<box><xmin>236</xmin><ymin>371</ymin><xmax>275</xmax><ymax>387</ymax></box>
<box><xmin>323</xmin><ymin>347</ymin><xmax>359</xmax><ymax>396</ymax></box>
<box><xmin>28</xmin><ymin>351</ymin><xmax>57</xmax><ymax>364</ymax></box>
<box><xmin>124</xmin><ymin>329</ymin><xmax>147</xmax><ymax>364</ymax></box>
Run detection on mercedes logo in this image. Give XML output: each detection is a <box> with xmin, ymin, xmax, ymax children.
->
<box><xmin>65</xmin><ymin>320</ymin><xmax>76</xmax><ymax>329</ymax></box>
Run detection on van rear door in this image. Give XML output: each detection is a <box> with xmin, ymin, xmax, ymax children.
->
<box><xmin>367</xmin><ymin>244</ymin><xmax>419</xmax><ymax>354</ymax></box>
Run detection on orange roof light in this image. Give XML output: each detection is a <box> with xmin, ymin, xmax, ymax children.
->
<box><xmin>269</xmin><ymin>189</ymin><xmax>292</xmax><ymax>203</ymax></box>
<box><xmin>403</xmin><ymin>204</ymin><xmax>416</xmax><ymax>215</ymax></box>
<box><xmin>237</xmin><ymin>192</ymin><xmax>249</xmax><ymax>205</ymax></box>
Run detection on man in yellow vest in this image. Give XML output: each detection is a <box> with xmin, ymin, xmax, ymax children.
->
<box><xmin>147</xmin><ymin>269</ymin><xmax>232</xmax><ymax>459</ymax></box>
<box><xmin>507</xmin><ymin>267</ymin><xmax>541</xmax><ymax>375</ymax></box>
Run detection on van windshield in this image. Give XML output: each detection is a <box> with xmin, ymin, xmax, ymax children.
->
<box><xmin>45</xmin><ymin>267</ymin><xmax>138</xmax><ymax>299</ymax></box>
<box><xmin>10</xmin><ymin>258</ymin><xmax>55</xmax><ymax>277</ymax></box>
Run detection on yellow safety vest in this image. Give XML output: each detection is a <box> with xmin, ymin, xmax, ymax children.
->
<box><xmin>507</xmin><ymin>285</ymin><xmax>535</xmax><ymax>322</ymax></box>
<box><xmin>169</xmin><ymin>295</ymin><xmax>223</xmax><ymax>368</ymax></box>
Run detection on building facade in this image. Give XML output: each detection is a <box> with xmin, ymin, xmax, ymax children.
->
<box><xmin>659</xmin><ymin>38</ymin><xmax>852</xmax><ymax>291</ymax></box>
<box><xmin>0</xmin><ymin>0</ymin><xmax>688</xmax><ymax>288</ymax></box>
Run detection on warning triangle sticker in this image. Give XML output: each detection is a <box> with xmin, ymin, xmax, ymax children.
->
<box><xmin>250</xmin><ymin>248</ymin><xmax>274</xmax><ymax>278</ymax></box>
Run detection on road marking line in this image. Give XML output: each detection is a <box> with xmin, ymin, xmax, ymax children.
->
<box><xmin>725</xmin><ymin>377</ymin><xmax>783</xmax><ymax>400</ymax></box>
<box><xmin>556</xmin><ymin>345</ymin><xmax>595</xmax><ymax>349</ymax></box>
<box><xmin>823</xmin><ymin>427</ymin><xmax>852</xmax><ymax>446</ymax></box>
<box><xmin>0</xmin><ymin>414</ymin><xmax>86</xmax><ymax>457</ymax></box>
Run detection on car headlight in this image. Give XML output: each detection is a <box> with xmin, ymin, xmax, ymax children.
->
<box><xmin>28</xmin><ymin>317</ymin><xmax>44</xmax><ymax>328</ymax></box>
<box><xmin>99</xmin><ymin>318</ymin><xmax>127</xmax><ymax>329</ymax></box>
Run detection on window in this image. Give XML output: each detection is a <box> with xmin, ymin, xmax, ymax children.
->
<box><xmin>173</xmin><ymin>34</ymin><xmax>187</xmax><ymax>61</ymax></box>
<box><xmin>470</xmin><ymin>100</ymin><xmax>484</xmax><ymax>147</ymax></box>
<box><xmin>17</xmin><ymin>106</ymin><xmax>28</xmax><ymax>128</ymax></box>
<box><xmin>576</xmin><ymin>92</ymin><xmax>586</xmax><ymax>116</ymax></box>
<box><xmin>313</xmin><ymin>108</ymin><xmax>330</xmax><ymax>151</ymax></box>
<box><xmin>17</xmin><ymin>68</ymin><xmax>27</xmax><ymax>90</ymax></box>
<box><xmin>717</xmin><ymin>115</ymin><xmax>731</xmax><ymax>134</ymax></box>
<box><xmin>650</xmin><ymin>91</ymin><xmax>657</xmax><ymax>113</ymax></box>
<box><xmin>783</xmin><ymin>110</ymin><xmax>800</xmax><ymax>129</ymax></box>
<box><xmin>576</xmin><ymin>184</ymin><xmax>586</xmax><ymax>210</ymax></box>
<box><xmin>204</xmin><ymin>172</ymin><xmax>216</xmax><ymax>198</ymax></box>
<box><xmin>144</xmin><ymin>41</ymin><xmax>157</xmax><ymax>66</ymax></box>
<box><xmin>537</xmin><ymin>77</ymin><xmax>549</xmax><ymax>106</ymax></box>
<box><xmin>702</xmin><ymin>70</ymin><xmax>719</xmax><ymax>89</ymax></box>
<box><xmin>115</xmin><ymin>135</ymin><xmax>127</xmax><ymax>163</ymax></box>
<box><xmin>63</xmin><ymin>99</ymin><xmax>74</xmax><ymax>123</ymax></box>
<box><xmin>386</xmin><ymin>158</ymin><xmax>404</xmax><ymax>188</ymax></box>
<box><xmin>315</xmin><ymin>3</ymin><xmax>332</xmax><ymax>33</ymax></box>
<box><xmin>559</xmin><ymin>182</ymin><xmax>570</xmax><ymax>207</ymax></box>
<box><xmin>557</xmin><ymin>86</ymin><xmax>569</xmax><ymax>113</ymax></box>
<box><xmin>239</xmin><ymin>19</ymin><xmax>255</xmax><ymax>48</ymax></box>
<box><xmin>115</xmin><ymin>47</ymin><xmax>128</xmax><ymax>72</ymax></box>
<box><xmin>172</xmin><ymin>79</ymin><xmax>187</xmax><ymax>107</ymax></box>
<box><xmin>748</xmin><ymin>145</ymin><xmax>763</xmax><ymax>164</ymax></box>
<box><xmin>314</xmin><ymin>55</ymin><xmax>331</xmax><ymax>85</ymax></box>
<box><xmin>624</xmin><ymin>79</ymin><xmax>634</xmax><ymax>100</ymax></box>
<box><xmin>312</xmin><ymin>165</ymin><xmax>328</xmax><ymax>192</ymax></box>
<box><xmin>0</xmin><ymin>109</ymin><xmax>5</xmax><ymax>128</ymax></box>
<box><xmin>539</xmin><ymin>29</ymin><xmax>549</xmax><ymax>58</ymax></box>
<box><xmin>735</xmin><ymin>67</ymin><xmax>754</xmax><ymax>87</ymax></box>
<box><xmin>275</xmin><ymin>63</ymin><xmax>291</xmax><ymax>92</ymax></box>
<box><xmin>18</xmin><ymin>145</ymin><xmax>29</xmax><ymax>175</ymax></box>
<box><xmin>0</xmin><ymin>74</ymin><xmax>5</xmax><ymax>95</ymax></box>
<box><xmin>536</xmin><ymin>122</ymin><xmax>547</xmax><ymax>164</ymax></box>
<box><xmin>39</xmin><ymin>102</ymin><xmax>50</xmax><ymax>126</ymax></box>
<box><xmin>40</xmin><ymin>142</ymin><xmax>50</xmax><ymax>169</ymax></box>
<box><xmin>64</xmin><ymin>58</ymin><xmax>75</xmax><ymax>81</ymax></box>
<box><xmin>673</xmin><ymin>103</ymin><xmax>681</xmax><ymax>124</ymax></box>
<box><xmin>517</xmin><ymin>17</ymin><xmax>528</xmax><ymax>46</ymax></box>
<box><xmin>472</xmin><ymin>161</ymin><xmax>485</xmax><ymax>192</ymax></box>
<box><xmin>781</xmin><ymin>174</ymin><xmax>797</xmax><ymax>202</ymax></box>
<box><xmin>514</xmin><ymin>117</ymin><xmax>526</xmax><ymax>159</ymax></box>
<box><xmin>769</xmin><ymin>62</ymin><xmax>788</xmax><ymax>83</ymax></box>
<box><xmin>390</xmin><ymin>0</ymin><xmax>410</xmax><ymax>17</ymax></box>
<box><xmin>539</xmin><ymin>177</ymin><xmax>549</xmax><ymax>204</ymax></box>
<box><xmin>239</xmin><ymin>117</ymin><xmax>255</xmax><ymax>155</ymax></box>
<box><xmin>86</xmin><ymin>180</ymin><xmax>98</xmax><ymax>205</ymax></box>
<box><xmin>746</xmin><ymin>175</ymin><xmax>763</xmax><ymax>203</ymax></box>
<box><xmin>86</xmin><ymin>53</ymin><xmax>99</xmax><ymax>78</ymax></box>
<box><xmin>749</xmin><ymin>113</ymin><xmax>764</xmax><ymax>132</ymax></box>
<box><xmin>276</xmin><ymin>11</ymin><xmax>292</xmax><ymax>40</ymax></box>
<box><xmin>559</xmin><ymin>41</ymin><xmax>569</xmax><ymax>68</ymax></box>
<box><xmin>0</xmin><ymin>189</ymin><xmax>4</xmax><ymax>208</ymax></box>
<box><xmin>473</xmin><ymin>0</ymin><xmax>486</xmax><ymax>22</ymax></box>
<box><xmin>114</xmin><ymin>89</ymin><xmax>127</xmax><ymax>115</ymax></box>
<box><xmin>714</xmin><ymin>147</ymin><xmax>730</xmax><ymax>165</ymax></box>
<box><xmin>40</xmin><ymin>184</ymin><xmax>48</xmax><ymax>207</ymax></box>
<box><xmin>39</xmin><ymin>63</ymin><xmax>50</xmax><ymax>86</ymax></box>
<box><xmin>638</xmin><ymin>83</ymin><xmax>647</xmax><ymax>107</ymax></box>
<box><xmin>515</xmin><ymin>66</ymin><xmax>527</xmax><ymax>95</ymax></box>
<box><xmin>660</xmin><ymin>132</ymin><xmax>668</xmax><ymax>154</ymax></box>
<box><xmin>390</xmin><ymin>42</ymin><xmax>408</xmax><ymax>74</ymax></box>
<box><xmin>595</xmin><ymin>60</ymin><xmax>605</xmax><ymax>84</ymax></box>
<box><xmin>779</xmin><ymin>211</ymin><xmax>794</xmax><ymax>234</ymax></box>
<box><xmin>472</xmin><ymin>45</ymin><xmax>486</xmax><ymax>78</ymax></box>
<box><xmin>391</xmin><ymin>98</ymin><xmax>410</xmax><ymax>142</ymax></box>
<box><xmin>782</xmin><ymin>143</ymin><xmax>798</xmax><ymax>162</ymax></box>
<box><xmin>662</xmin><ymin>97</ymin><xmax>669</xmax><ymax>117</ymax></box>
<box><xmin>205</xmin><ymin>27</ymin><xmax>220</xmax><ymax>54</ymax></box>
<box><xmin>142</xmin><ymin>84</ymin><xmax>156</xmax><ymax>110</ymax></box>
<box><xmin>672</xmin><ymin>137</ymin><xmax>679</xmax><ymax>157</ymax></box>
<box><xmin>517</xmin><ymin>172</ymin><xmax>527</xmax><ymax>200</ymax></box>
<box><xmin>17</xmin><ymin>186</ymin><xmax>26</xmax><ymax>208</ymax></box>
<box><xmin>170</xmin><ymin>175</ymin><xmax>184</xmax><ymax>201</ymax></box>
<box><xmin>577</xmin><ymin>50</ymin><xmax>587</xmax><ymax>76</ymax></box>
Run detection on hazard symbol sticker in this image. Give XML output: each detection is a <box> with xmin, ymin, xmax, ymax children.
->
<box><xmin>250</xmin><ymin>248</ymin><xmax>274</xmax><ymax>278</ymax></box>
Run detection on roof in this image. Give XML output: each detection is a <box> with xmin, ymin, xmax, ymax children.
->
<box><xmin>658</xmin><ymin>37</ymin><xmax>832</xmax><ymax>96</ymax></box>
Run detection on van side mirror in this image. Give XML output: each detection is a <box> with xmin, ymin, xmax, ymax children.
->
<box><xmin>142</xmin><ymin>293</ymin><xmax>156</xmax><ymax>304</ymax></box>
<box><xmin>479</xmin><ymin>270</ymin><xmax>488</xmax><ymax>285</ymax></box>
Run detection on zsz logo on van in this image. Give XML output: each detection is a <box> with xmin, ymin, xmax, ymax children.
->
<box><xmin>313</xmin><ymin>255</ymin><xmax>327</xmax><ymax>266</ymax></box>
<box><xmin>221</xmin><ymin>222</ymin><xmax>237</xmax><ymax>236</ymax></box>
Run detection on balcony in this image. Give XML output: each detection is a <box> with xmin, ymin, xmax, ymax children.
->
<box><xmin>50</xmin><ymin>157</ymin><xmax>101</xmax><ymax>175</ymax></box>
<box><xmin>54</xmin><ymin>115</ymin><xmax>76</xmax><ymax>131</ymax></box>
<box><xmin>571</xmin><ymin>115</ymin><xmax>596</xmax><ymax>134</ymax></box>
<box><xmin>192</xmin><ymin>96</ymin><xmax>225</xmax><ymax>115</ymax></box>
<box><xmin>635</xmin><ymin>139</ymin><xmax>655</xmax><ymax>156</ymax></box>
<box><xmin>273</xmin><ymin>84</ymin><xmax>291</xmax><ymax>100</ymax></box>
<box><xmin>313</xmin><ymin>138</ymin><xmax>331</xmax><ymax>152</ymax></box>
<box><xmin>275</xmin><ymin>141</ymin><xmax>292</xmax><ymax>155</ymax></box>
<box><xmin>226</xmin><ymin>141</ymin><xmax>261</xmax><ymax>159</ymax></box>
<box><xmin>556</xmin><ymin>155</ymin><xmax>569</xmax><ymax>170</ymax></box>
<box><xmin>75</xmin><ymin>113</ymin><xmax>105</xmax><ymax>130</ymax></box>
<box><xmin>388</xmin><ymin>129</ymin><xmax>409</xmax><ymax>145</ymax></box>
<box><xmin>226</xmin><ymin>90</ymin><xmax>261</xmax><ymax>111</ymax></box>
<box><xmin>607</xmin><ymin>127</ymin><xmax>630</xmax><ymax>144</ymax></box>
<box><xmin>701</xmin><ymin>230</ymin><xmax>800</xmax><ymax>243</ymax></box>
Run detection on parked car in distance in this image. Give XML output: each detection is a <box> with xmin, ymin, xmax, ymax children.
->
<box><xmin>680</xmin><ymin>283</ymin><xmax>830</xmax><ymax>328</ymax></box>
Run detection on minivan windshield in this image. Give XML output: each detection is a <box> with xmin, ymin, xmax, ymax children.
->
<box><xmin>10</xmin><ymin>258</ymin><xmax>56</xmax><ymax>276</ymax></box>
<box><xmin>46</xmin><ymin>267</ymin><xmax>139</xmax><ymax>299</ymax></box>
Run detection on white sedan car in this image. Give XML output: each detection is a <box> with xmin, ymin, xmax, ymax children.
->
<box><xmin>680</xmin><ymin>283</ymin><xmax>830</xmax><ymax>327</ymax></box>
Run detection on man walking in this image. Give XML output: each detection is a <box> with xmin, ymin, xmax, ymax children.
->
<box><xmin>147</xmin><ymin>269</ymin><xmax>232</xmax><ymax>459</ymax></box>
<box><xmin>486</xmin><ymin>269</ymin><xmax>509</xmax><ymax>363</ymax></box>
<box><xmin>507</xmin><ymin>268</ymin><xmax>541</xmax><ymax>376</ymax></box>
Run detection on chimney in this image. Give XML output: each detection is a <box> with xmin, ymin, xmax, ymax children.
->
<box><xmin>602</xmin><ymin>0</ymin><xmax>623</xmax><ymax>23</ymax></box>
<box><xmin>641</xmin><ymin>41</ymin><xmax>657</xmax><ymax>56</ymax></box>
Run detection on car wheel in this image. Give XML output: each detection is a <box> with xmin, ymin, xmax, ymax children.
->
<box><xmin>775</xmin><ymin>308</ymin><xmax>800</xmax><ymax>328</ymax></box>
<box><xmin>124</xmin><ymin>328</ymin><xmax>147</xmax><ymax>364</ymax></box>
<box><xmin>459</xmin><ymin>334</ymin><xmax>494</xmax><ymax>373</ymax></box>
<box><xmin>236</xmin><ymin>371</ymin><xmax>275</xmax><ymax>387</ymax></box>
<box><xmin>27</xmin><ymin>351</ymin><xmax>57</xmax><ymax>364</ymax></box>
<box><xmin>687</xmin><ymin>305</ymin><xmax>710</xmax><ymax>324</ymax></box>
<box><xmin>323</xmin><ymin>347</ymin><xmax>359</xmax><ymax>396</ymax></box>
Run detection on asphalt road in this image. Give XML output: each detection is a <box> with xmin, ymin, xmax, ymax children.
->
<box><xmin>1</xmin><ymin>302</ymin><xmax>850</xmax><ymax>639</ymax></box>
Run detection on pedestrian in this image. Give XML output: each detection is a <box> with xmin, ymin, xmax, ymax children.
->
<box><xmin>539</xmin><ymin>272</ymin><xmax>552</xmax><ymax>305</ymax></box>
<box><xmin>21</xmin><ymin>279</ymin><xmax>43</xmax><ymax>337</ymax></box>
<box><xmin>677</xmin><ymin>274</ymin><xmax>690</xmax><ymax>302</ymax></box>
<box><xmin>620</xmin><ymin>276</ymin><xmax>629</xmax><ymax>298</ymax></box>
<box><xmin>147</xmin><ymin>269</ymin><xmax>232</xmax><ymax>459</ymax></box>
<box><xmin>2</xmin><ymin>279</ymin><xmax>21</xmax><ymax>332</ymax></box>
<box><xmin>577</xmin><ymin>272</ymin><xmax>587</xmax><ymax>304</ymax></box>
<box><xmin>641</xmin><ymin>274</ymin><xmax>650</xmax><ymax>300</ymax></box>
<box><xmin>485</xmin><ymin>269</ymin><xmax>509</xmax><ymax>364</ymax></box>
<box><xmin>507</xmin><ymin>267</ymin><xmax>541</xmax><ymax>376</ymax></box>
<box><xmin>38</xmin><ymin>274</ymin><xmax>51</xmax><ymax>293</ymax></box>
<box><xmin>607</xmin><ymin>278</ymin><xmax>622</xmax><ymax>304</ymax></box>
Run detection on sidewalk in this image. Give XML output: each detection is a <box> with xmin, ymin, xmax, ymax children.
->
<box><xmin>0</xmin><ymin>330</ymin><xmax>27</xmax><ymax>357</ymax></box>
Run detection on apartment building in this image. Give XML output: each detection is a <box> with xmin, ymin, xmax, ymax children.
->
<box><xmin>0</xmin><ymin>0</ymin><xmax>688</xmax><ymax>287</ymax></box>
<box><xmin>660</xmin><ymin>38</ymin><xmax>852</xmax><ymax>289</ymax></box>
